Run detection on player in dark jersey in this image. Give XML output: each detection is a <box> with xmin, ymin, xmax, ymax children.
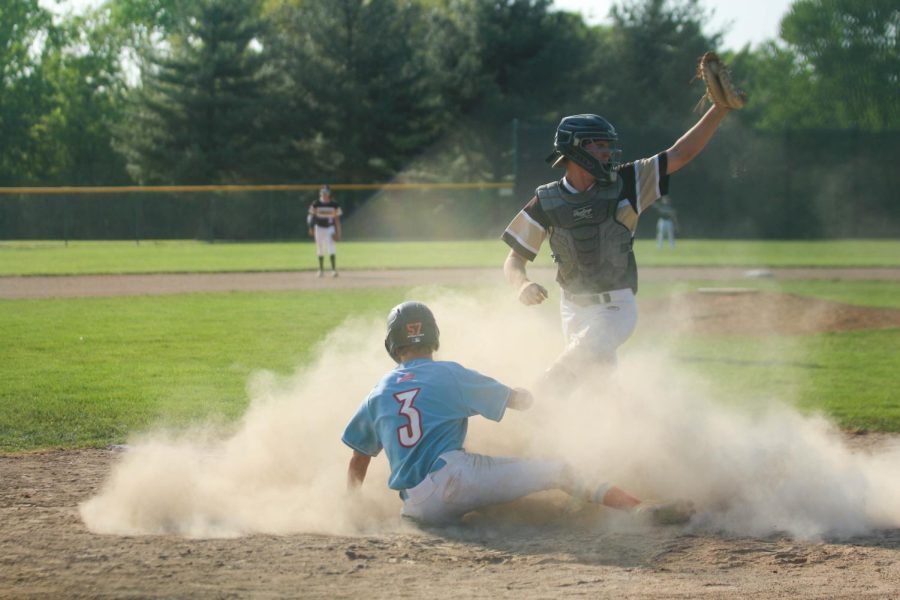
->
<box><xmin>307</xmin><ymin>185</ymin><xmax>342</xmax><ymax>277</ymax></box>
<box><xmin>502</xmin><ymin>106</ymin><xmax>731</xmax><ymax>395</ymax></box>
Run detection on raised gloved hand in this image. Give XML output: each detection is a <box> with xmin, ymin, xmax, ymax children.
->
<box><xmin>696</xmin><ymin>52</ymin><xmax>747</xmax><ymax>110</ymax></box>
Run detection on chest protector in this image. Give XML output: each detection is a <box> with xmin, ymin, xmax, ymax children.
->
<box><xmin>537</xmin><ymin>181</ymin><xmax>637</xmax><ymax>294</ymax></box>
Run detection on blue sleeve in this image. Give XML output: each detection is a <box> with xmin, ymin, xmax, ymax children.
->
<box><xmin>447</xmin><ymin>363</ymin><xmax>511</xmax><ymax>422</ymax></box>
<box><xmin>341</xmin><ymin>399</ymin><xmax>382</xmax><ymax>457</ymax></box>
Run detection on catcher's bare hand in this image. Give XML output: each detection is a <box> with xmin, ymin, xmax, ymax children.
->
<box><xmin>518</xmin><ymin>281</ymin><xmax>548</xmax><ymax>305</ymax></box>
<box><xmin>307</xmin><ymin>228</ymin><xmax>314</xmax><ymax>238</ymax></box>
<box><xmin>696</xmin><ymin>51</ymin><xmax>746</xmax><ymax>111</ymax></box>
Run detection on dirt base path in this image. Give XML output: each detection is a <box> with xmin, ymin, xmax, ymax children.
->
<box><xmin>2</xmin><ymin>267</ymin><xmax>898</xmax><ymax>299</ymax></box>
<box><xmin>2</xmin><ymin>440</ymin><xmax>899</xmax><ymax>599</ymax></box>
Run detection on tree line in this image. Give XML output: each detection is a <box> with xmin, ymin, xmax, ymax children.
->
<box><xmin>1</xmin><ymin>0</ymin><xmax>897</xmax><ymax>238</ymax></box>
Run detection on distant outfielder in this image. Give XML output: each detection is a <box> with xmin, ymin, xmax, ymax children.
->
<box><xmin>342</xmin><ymin>301</ymin><xmax>692</xmax><ymax>525</ymax></box>
<box><xmin>655</xmin><ymin>195</ymin><xmax>678</xmax><ymax>248</ymax></box>
<box><xmin>307</xmin><ymin>184</ymin><xmax>342</xmax><ymax>277</ymax></box>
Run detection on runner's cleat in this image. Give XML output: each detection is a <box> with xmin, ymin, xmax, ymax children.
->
<box><xmin>634</xmin><ymin>500</ymin><xmax>695</xmax><ymax>525</ymax></box>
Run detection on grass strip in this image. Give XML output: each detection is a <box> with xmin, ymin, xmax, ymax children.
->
<box><xmin>2</xmin><ymin>239</ymin><xmax>898</xmax><ymax>276</ymax></box>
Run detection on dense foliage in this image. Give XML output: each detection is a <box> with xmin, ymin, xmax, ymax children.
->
<box><xmin>1</xmin><ymin>0</ymin><xmax>897</xmax><ymax>238</ymax></box>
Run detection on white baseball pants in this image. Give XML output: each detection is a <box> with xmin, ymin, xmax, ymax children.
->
<box><xmin>558</xmin><ymin>287</ymin><xmax>638</xmax><ymax>367</ymax></box>
<box><xmin>656</xmin><ymin>218</ymin><xmax>675</xmax><ymax>248</ymax></box>
<box><xmin>314</xmin><ymin>225</ymin><xmax>336</xmax><ymax>257</ymax></box>
<box><xmin>400</xmin><ymin>450</ymin><xmax>569</xmax><ymax>524</ymax></box>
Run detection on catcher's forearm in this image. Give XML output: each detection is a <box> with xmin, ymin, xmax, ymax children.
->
<box><xmin>665</xmin><ymin>105</ymin><xmax>729</xmax><ymax>174</ymax></box>
<box><xmin>503</xmin><ymin>250</ymin><xmax>530</xmax><ymax>289</ymax></box>
<box><xmin>504</xmin><ymin>249</ymin><xmax>549</xmax><ymax>304</ymax></box>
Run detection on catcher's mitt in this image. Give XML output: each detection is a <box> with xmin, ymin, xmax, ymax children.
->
<box><xmin>696</xmin><ymin>52</ymin><xmax>746</xmax><ymax>111</ymax></box>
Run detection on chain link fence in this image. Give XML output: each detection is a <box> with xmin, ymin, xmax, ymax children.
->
<box><xmin>1</xmin><ymin>125</ymin><xmax>897</xmax><ymax>241</ymax></box>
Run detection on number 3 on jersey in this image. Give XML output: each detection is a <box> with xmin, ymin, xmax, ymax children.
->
<box><xmin>394</xmin><ymin>388</ymin><xmax>422</xmax><ymax>447</ymax></box>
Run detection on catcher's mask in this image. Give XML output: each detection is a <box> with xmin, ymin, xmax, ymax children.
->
<box><xmin>546</xmin><ymin>114</ymin><xmax>622</xmax><ymax>183</ymax></box>
<box><xmin>384</xmin><ymin>301</ymin><xmax>440</xmax><ymax>363</ymax></box>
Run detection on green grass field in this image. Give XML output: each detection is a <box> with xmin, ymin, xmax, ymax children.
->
<box><xmin>637</xmin><ymin>328</ymin><xmax>900</xmax><ymax>432</ymax></box>
<box><xmin>2</xmin><ymin>239</ymin><xmax>899</xmax><ymax>275</ymax></box>
<box><xmin>0</xmin><ymin>288</ymin><xmax>411</xmax><ymax>451</ymax></box>
<box><xmin>2</xmin><ymin>278</ymin><xmax>898</xmax><ymax>452</ymax></box>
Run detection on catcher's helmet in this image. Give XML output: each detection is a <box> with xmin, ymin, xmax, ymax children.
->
<box><xmin>384</xmin><ymin>301</ymin><xmax>440</xmax><ymax>363</ymax></box>
<box><xmin>546</xmin><ymin>114</ymin><xmax>622</xmax><ymax>183</ymax></box>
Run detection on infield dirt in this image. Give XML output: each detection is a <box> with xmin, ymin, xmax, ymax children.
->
<box><xmin>2</xmin><ymin>266</ymin><xmax>898</xmax><ymax>299</ymax></box>
<box><xmin>2</xmin><ymin>438</ymin><xmax>899</xmax><ymax>599</ymax></box>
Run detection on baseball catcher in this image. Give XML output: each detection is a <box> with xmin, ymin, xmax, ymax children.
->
<box><xmin>502</xmin><ymin>51</ymin><xmax>744</xmax><ymax>397</ymax></box>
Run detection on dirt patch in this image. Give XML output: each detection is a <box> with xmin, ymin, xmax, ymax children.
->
<box><xmin>2</xmin><ymin>266</ymin><xmax>899</xmax><ymax>299</ymax></box>
<box><xmin>641</xmin><ymin>290</ymin><xmax>900</xmax><ymax>336</ymax></box>
<box><xmin>2</xmin><ymin>442</ymin><xmax>899</xmax><ymax>599</ymax></box>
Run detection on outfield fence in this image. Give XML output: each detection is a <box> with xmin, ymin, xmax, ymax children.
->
<box><xmin>1</xmin><ymin>126</ymin><xmax>898</xmax><ymax>241</ymax></box>
<box><xmin>0</xmin><ymin>183</ymin><xmax>516</xmax><ymax>243</ymax></box>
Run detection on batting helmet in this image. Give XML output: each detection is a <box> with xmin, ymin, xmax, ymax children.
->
<box><xmin>546</xmin><ymin>114</ymin><xmax>622</xmax><ymax>183</ymax></box>
<box><xmin>384</xmin><ymin>301</ymin><xmax>440</xmax><ymax>363</ymax></box>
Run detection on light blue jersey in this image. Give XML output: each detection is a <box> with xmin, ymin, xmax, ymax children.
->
<box><xmin>341</xmin><ymin>358</ymin><xmax>511</xmax><ymax>491</ymax></box>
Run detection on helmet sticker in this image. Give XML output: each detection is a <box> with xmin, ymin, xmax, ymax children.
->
<box><xmin>406</xmin><ymin>322</ymin><xmax>424</xmax><ymax>341</ymax></box>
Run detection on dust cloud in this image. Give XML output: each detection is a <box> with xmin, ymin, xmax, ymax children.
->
<box><xmin>80</xmin><ymin>286</ymin><xmax>900</xmax><ymax>540</ymax></box>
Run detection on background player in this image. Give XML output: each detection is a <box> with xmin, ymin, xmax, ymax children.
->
<box><xmin>307</xmin><ymin>184</ymin><xmax>342</xmax><ymax>277</ymax></box>
<box><xmin>502</xmin><ymin>104</ymin><xmax>731</xmax><ymax>395</ymax></box>
<box><xmin>655</xmin><ymin>195</ymin><xmax>678</xmax><ymax>248</ymax></box>
<box><xmin>341</xmin><ymin>301</ymin><xmax>692</xmax><ymax>525</ymax></box>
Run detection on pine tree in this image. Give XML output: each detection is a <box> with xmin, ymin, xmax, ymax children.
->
<box><xmin>117</xmin><ymin>0</ymin><xmax>280</xmax><ymax>184</ymax></box>
<box><xmin>272</xmin><ymin>0</ymin><xmax>441</xmax><ymax>183</ymax></box>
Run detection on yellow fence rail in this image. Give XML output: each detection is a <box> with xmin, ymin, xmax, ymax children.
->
<box><xmin>0</xmin><ymin>182</ymin><xmax>513</xmax><ymax>194</ymax></box>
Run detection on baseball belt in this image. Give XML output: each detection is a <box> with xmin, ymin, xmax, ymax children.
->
<box><xmin>563</xmin><ymin>289</ymin><xmax>614</xmax><ymax>307</ymax></box>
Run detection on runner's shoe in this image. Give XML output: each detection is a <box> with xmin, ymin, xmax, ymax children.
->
<box><xmin>634</xmin><ymin>500</ymin><xmax>695</xmax><ymax>525</ymax></box>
